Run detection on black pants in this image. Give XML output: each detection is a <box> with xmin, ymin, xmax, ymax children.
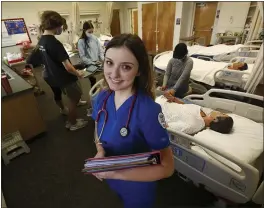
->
<box><xmin>49</xmin><ymin>86</ymin><xmax>62</xmax><ymax>101</ymax></box>
<box><xmin>89</xmin><ymin>76</ymin><xmax>97</xmax><ymax>93</ymax></box>
<box><xmin>89</xmin><ymin>76</ymin><xmax>96</xmax><ymax>88</ymax></box>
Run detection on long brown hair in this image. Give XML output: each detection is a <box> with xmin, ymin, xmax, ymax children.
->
<box><xmin>103</xmin><ymin>33</ymin><xmax>155</xmax><ymax>100</ymax></box>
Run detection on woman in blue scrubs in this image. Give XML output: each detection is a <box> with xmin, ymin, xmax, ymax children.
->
<box><xmin>91</xmin><ymin>34</ymin><xmax>174</xmax><ymax>208</ymax></box>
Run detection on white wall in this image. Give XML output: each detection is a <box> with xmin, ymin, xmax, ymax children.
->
<box><xmin>179</xmin><ymin>2</ymin><xmax>251</xmax><ymax>45</ymax></box>
<box><xmin>215</xmin><ymin>2</ymin><xmax>250</xmax><ymax>34</ymax></box>
<box><xmin>173</xmin><ymin>2</ymin><xmax>183</xmax><ymax>48</ymax></box>
<box><xmin>180</xmin><ymin>2</ymin><xmax>195</xmax><ymax>39</ymax></box>
<box><xmin>122</xmin><ymin>2</ymin><xmax>138</xmax><ymax>33</ymax></box>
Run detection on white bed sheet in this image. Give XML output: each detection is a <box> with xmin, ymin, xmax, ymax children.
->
<box><xmin>191</xmin><ymin>58</ymin><xmax>254</xmax><ymax>86</ymax></box>
<box><xmin>159</xmin><ymin>98</ymin><xmax>264</xmax><ymax>170</ymax></box>
<box><xmin>187</xmin><ymin>44</ymin><xmax>244</xmax><ymax>57</ymax></box>
<box><xmin>193</xmin><ymin>113</ymin><xmax>263</xmax><ymax>171</ymax></box>
<box><xmin>154</xmin><ymin>54</ymin><xmax>254</xmax><ymax>86</ymax></box>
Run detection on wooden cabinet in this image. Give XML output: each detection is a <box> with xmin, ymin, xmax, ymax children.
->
<box><xmin>142</xmin><ymin>2</ymin><xmax>176</xmax><ymax>52</ymax></box>
<box><xmin>2</xmin><ymin>90</ymin><xmax>46</xmax><ymax>140</ymax></box>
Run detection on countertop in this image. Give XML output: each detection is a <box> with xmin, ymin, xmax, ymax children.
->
<box><xmin>1</xmin><ymin>62</ymin><xmax>33</xmax><ymax>99</ymax></box>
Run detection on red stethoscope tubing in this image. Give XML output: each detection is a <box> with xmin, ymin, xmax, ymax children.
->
<box><xmin>96</xmin><ymin>90</ymin><xmax>137</xmax><ymax>138</ymax></box>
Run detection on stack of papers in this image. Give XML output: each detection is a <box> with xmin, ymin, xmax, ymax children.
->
<box><xmin>82</xmin><ymin>151</ymin><xmax>161</xmax><ymax>174</ymax></box>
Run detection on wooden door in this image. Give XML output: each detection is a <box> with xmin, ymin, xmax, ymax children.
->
<box><xmin>142</xmin><ymin>3</ymin><xmax>157</xmax><ymax>52</ymax></box>
<box><xmin>110</xmin><ymin>9</ymin><xmax>121</xmax><ymax>37</ymax></box>
<box><xmin>193</xmin><ymin>2</ymin><xmax>218</xmax><ymax>46</ymax></box>
<box><xmin>132</xmin><ymin>10</ymin><xmax>138</xmax><ymax>35</ymax></box>
<box><xmin>157</xmin><ymin>2</ymin><xmax>176</xmax><ymax>52</ymax></box>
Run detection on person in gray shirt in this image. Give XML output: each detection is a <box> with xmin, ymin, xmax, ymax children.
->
<box><xmin>160</xmin><ymin>43</ymin><xmax>193</xmax><ymax>98</ymax></box>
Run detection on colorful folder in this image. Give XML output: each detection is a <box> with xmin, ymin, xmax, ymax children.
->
<box><xmin>82</xmin><ymin>151</ymin><xmax>161</xmax><ymax>174</ymax></box>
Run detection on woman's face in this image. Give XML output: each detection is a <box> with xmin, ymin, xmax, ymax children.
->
<box><xmin>86</xmin><ymin>28</ymin><xmax>94</xmax><ymax>34</ymax></box>
<box><xmin>202</xmin><ymin>111</ymin><xmax>229</xmax><ymax>126</ymax></box>
<box><xmin>104</xmin><ymin>46</ymin><xmax>139</xmax><ymax>92</ymax></box>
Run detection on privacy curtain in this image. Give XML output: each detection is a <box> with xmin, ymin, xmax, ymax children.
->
<box><xmin>244</xmin><ymin>43</ymin><xmax>263</xmax><ymax>93</ymax></box>
<box><xmin>105</xmin><ymin>2</ymin><xmax>114</xmax><ymax>35</ymax></box>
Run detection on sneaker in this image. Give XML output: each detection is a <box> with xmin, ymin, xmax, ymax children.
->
<box><xmin>65</xmin><ymin>118</ymin><xmax>84</xmax><ymax>129</ymax></box>
<box><xmin>77</xmin><ymin>100</ymin><xmax>87</xmax><ymax>106</ymax></box>
<box><xmin>60</xmin><ymin>107</ymin><xmax>69</xmax><ymax>115</ymax></box>
<box><xmin>87</xmin><ymin>108</ymin><xmax>93</xmax><ymax>117</ymax></box>
<box><xmin>69</xmin><ymin>119</ymin><xmax>88</xmax><ymax>131</ymax></box>
<box><xmin>65</xmin><ymin>121</ymin><xmax>71</xmax><ymax>129</ymax></box>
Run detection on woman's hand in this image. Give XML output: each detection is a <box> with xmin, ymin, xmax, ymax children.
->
<box><xmin>160</xmin><ymin>86</ymin><xmax>167</xmax><ymax>91</ymax></box>
<box><xmin>92</xmin><ymin>150</ymin><xmax>106</xmax><ymax>181</ymax></box>
<box><xmin>164</xmin><ymin>89</ymin><xmax>175</xmax><ymax>96</ymax></box>
<box><xmin>77</xmin><ymin>70</ymin><xmax>84</xmax><ymax>78</ymax></box>
<box><xmin>92</xmin><ymin>150</ymin><xmax>117</xmax><ymax>181</ymax></box>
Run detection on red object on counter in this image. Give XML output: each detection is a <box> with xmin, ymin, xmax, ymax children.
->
<box><xmin>1</xmin><ymin>75</ymin><xmax>13</xmax><ymax>94</ymax></box>
<box><xmin>8</xmin><ymin>58</ymin><xmax>25</xmax><ymax>64</ymax></box>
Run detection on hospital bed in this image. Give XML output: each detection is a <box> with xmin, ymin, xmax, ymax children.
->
<box><xmin>98</xmin><ymin>34</ymin><xmax>112</xmax><ymax>48</ymax></box>
<box><xmin>155</xmin><ymin>40</ymin><xmax>261</xmax><ymax>65</ymax></box>
<box><xmin>156</xmin><ymin>89</ymin><xmax>263</xmax><ymax>205</ymax></box>
<box><xmin>188</xmin><ymin>42</ymin><xmax>261</xmax><ymax>62</ymax></box>
<box><xmin>154</xmin><ymin>54</ymin><xmax>256</xmax><ymax>92</ymax></box>
<box><xmin>89</xmin><ymin>81</ymin><xmax>264</xmax><ymax>206</ymax></box>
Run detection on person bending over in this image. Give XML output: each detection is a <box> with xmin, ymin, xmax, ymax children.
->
<box><xmin>160</xmin><ymin>43</ymin><xmax>193</xmax><ymax>98</ymax></box>
<box><xmin>156</xmin><ymin>94</ymin><xmax>234</xmax><ymax>135</ymax></box>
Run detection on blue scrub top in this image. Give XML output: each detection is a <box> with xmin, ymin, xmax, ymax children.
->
<box><xmin>92</xmin><ymin>90</ymin><xmax>170</xmax><ymax>157</ymax></box>
<box><xmin>92</xmin><ymin>90</ymin><xmax>170</xmax><ymax>207</ymax></box>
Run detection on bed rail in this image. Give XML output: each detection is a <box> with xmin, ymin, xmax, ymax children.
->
<box><xmin>213</xmin><ymin>67</ymin><xmax>249</xmax><ymax>87</ymax></box>
<box><xmin>230</xmin><ymin>56</ymin><xmax>257</xmax><ymax>64</ymax></box>
<box><xmin>89</xmin><ymin>79</ymin><xmax>105</xmax><ymax>100</ymax></box>
<box><xmin>185</xmin><ymin>89</ymin><xmax>263</xmax><ymax>123</ymax></box>
<box><xmin>167</xmin><ymin>127</ymin><xmax>260</xmax><ymax>202</ymax></box>
<box><xmin>236</xmin><ymin>45</ymin><xmax>260</xmax><ymax>58</ymax></box>
<box><xmin>245</xmin><ymin>40</ymin><xmax>263</xmax><ymax>46</ymax></box>
<box><xmin>153</xmin><ymin>50</ymin><xmax>171</xmax><ymax>64</ymax></box>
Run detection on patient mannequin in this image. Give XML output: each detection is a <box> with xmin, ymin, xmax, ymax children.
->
<box><xmin>228</xmin><ymin>62</ymin><xmax>248</xmax><ymax>71</ymax></box>
<box><xmin>156</xmin><ymin>94</ymin><xmax>234</xmax><ymax>135</ymax></box>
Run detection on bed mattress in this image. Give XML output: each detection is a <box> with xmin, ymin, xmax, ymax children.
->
<box><xmin>154</xmin><ymin>54</ymin><xmax>254</xmax><ymax>86</ymax></box>
<box><xmin>155</xmin><ymin>98</ymin><xmax>263</xmax><ymax>171</ymax></box>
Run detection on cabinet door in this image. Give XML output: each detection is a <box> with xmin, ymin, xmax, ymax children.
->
<box><xmin>157</xmin><ymin>2</ymin><xmax>176</xmax><ymax>52</ymax></box>
<box><xmin>142</xmin><ymin>3</ymin><xmax>157</xmax><ymax>52</ymax></box>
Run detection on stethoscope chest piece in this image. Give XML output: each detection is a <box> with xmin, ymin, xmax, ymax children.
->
<box><xmin>120</xmin><ymin>127</ymin><xmax>129</xmax><ymax>137</ymax></box>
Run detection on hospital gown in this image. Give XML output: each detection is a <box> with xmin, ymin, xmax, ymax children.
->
<box><xmin>155</xmin><ymin>96</ymin><xmax>213</xmax><ymax>135</ymax></box>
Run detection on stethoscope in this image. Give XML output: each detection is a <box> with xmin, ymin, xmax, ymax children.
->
<box><xmin>95</xmin><ymin>90</ymin><xmax>137</xmax><ymax>142</ymax></box>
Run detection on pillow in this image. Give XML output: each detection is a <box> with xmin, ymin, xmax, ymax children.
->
<box><xmin>194</xmin><ymin>113</ymin><xmax>263</xmax><ymax>165</ymax></box>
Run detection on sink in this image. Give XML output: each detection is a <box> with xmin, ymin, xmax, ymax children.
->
<box><xmin>1</xmin><ymin>69</ymin><xmax>14</xmax><ymax>80</ymax></box>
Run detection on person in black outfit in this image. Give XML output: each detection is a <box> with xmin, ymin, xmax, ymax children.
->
<box><xmin>37</xmin><ymin>11</ymin><xmax>87</xmax><ymax>131</ymax></box>
<box><xmin>27</xmin><ymin>17</ymin><xmax>87</xmax><ymax>112</ymax></box>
